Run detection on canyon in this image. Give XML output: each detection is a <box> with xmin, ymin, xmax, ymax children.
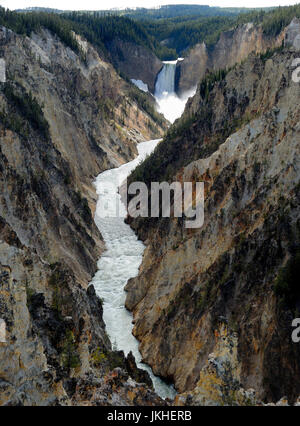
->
<box><xmin>175</xmin><ymin>21</ymin><xmax>286</xmax><ymax>95</ymax></box>
<box><xmin>112</xmin><ymin>19</ymin><xmax>299</xmax><ymax>100</ymax></box>
<box><xmin>126</xmin><ymin>25</ymin><xmax>300</xmax><ymax>404</ymax></box>
<box><xmin>0</xmin><ymin>7</ymin><xmax>299</xmax><ymax>407</ymax></box>
<box><xmin>0</xmin><ymin>25</ymin><xmax>167</xmax><ymax>405</ymax></box>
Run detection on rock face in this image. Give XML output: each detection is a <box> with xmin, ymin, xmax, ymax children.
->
<box><xmin>176</xmin><ymin>22</ymin><xmax>285</xmax><ymax>95</ymax></box>
<box><xmin>175</xmin><ymin>324</ymin><xmax>300</xmax><ymax>406</ymax></box>
<box><xmin>107</xmin><ymin>39</ymin><xmax>163</xmax><ymax>93</ymax></box>
<box><xmin>0</xmin><ymin>26</ymin><xmax>166</xmax><ymax>285</ymax></box>
<box><xmin>0</xmin><ymin>27</ymin><xmax>167</xmax><ymax>405</ymax></box>
<box><xmin>126</xmin><ymin>47</ymin><xmax>300</xmax><ymax>403</ymax></box>
<box><xmin>174</xmin><ymin>324</ymin><xmax>258</xmax><ymax>406</ymax></box>
<box><xmin>285</xmin><ymin>17</ymin><xmax>300</xmax><ymax>49</ymax></box>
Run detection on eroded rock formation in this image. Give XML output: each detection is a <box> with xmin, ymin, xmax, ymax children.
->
<box><xmin>107</xmin><ymin>38</ymin><xmax>163</xmax><ymax>94</ymax></box>
<box><xmin>0</xmin><ymin>26</ymin><xmax>167</xmax><ymax>405</ymax></box>
<box><xmin>176</xmin><ymin>22</ymin><xmax>286</xmax><ymax>95</ymax></box>
<box><xmin>126</xmin><ymin>46</ymin><xmax>300</xmax><ymax>403</ymax></box>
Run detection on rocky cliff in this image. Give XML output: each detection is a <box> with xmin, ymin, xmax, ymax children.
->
<box><xmin>176</xmin><ymin>21</ymin><xmax>288</xmax><ymax>95</ymax></box>
<box><xmin>126</xmin><ymin>42</ymin><xmax>300</xmax><ymax>404</ymax></box>
<box><xmin>0</xmin><ymin>26</ymin><xmax>167</xmax><ymax>405</ymax></box>
<box><xmin>107</xmin><ymin>38</ymin><xmax>163</xmax><ymax>94</ymax></box>
<box><xmin>0</xmin><ymin>26</ymin><xmax>167</xmax><ymax>285</ymax></box>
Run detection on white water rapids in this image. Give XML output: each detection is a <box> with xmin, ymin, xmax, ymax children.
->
<box><xmin>90</xmin><ymin>58</ymin><xmax>195</xmax><ymax>400</ymax></box>
<box><xmin>91</xmin><ymin>139</ymin><xmax>176</xmax><ymax>400</ymax></box>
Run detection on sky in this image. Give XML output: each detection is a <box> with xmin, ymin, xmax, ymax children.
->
<box><xmin>1</xmin><ymin>0</ymin><xmax>299</xmax><ymax>11</ymax></box>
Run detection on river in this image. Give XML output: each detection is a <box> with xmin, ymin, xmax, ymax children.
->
<box><xmin>90</xmin><ymin>139</ymin><xmax>176</xmax><ymax>400</ymax></box>
<box><xmin>90</xmin><ymin>58</ymin><xmax>196</xmax><ymax>400</ymax></box>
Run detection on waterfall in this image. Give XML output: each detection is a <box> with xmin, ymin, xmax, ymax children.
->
<box><xmin>154</xmin><ymin>61</ymin><xmax>177</xmax><ymax>98</ymax></box>
<box><xmin>154</xmin><ymin>59</ymin><xmax>196</xmax><ymax>123</ymax></box>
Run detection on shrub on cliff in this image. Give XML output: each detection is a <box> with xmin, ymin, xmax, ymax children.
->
<box><xmin>2</xmin><ymin>83</ymin><xmax>50</xmax><ymax>141</ymax></box>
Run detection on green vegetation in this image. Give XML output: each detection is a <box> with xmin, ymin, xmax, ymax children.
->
<box><xmin>141</xmin><ymin>16</ymin><xmax>238</xmax><ymax>54</ymax></box>
<box><xmin>62</xmin><ymin>13</ymin><xmax>176</xmax><ymax>60</ymax></box>
<box><xmin>108</xmin><ymin>351</ymin><xmax>125</xmax><ymax>369</ymax></box>
<box><xmin>121</xmin><ymin>5</ymin><xmax>254</xmax><ymax>20</ymax></box>
<box><xmin>127</xmin><ymin>85</ymin><xmax>166</xmax><ymax>128</ymax></box>
<box><xmin>25</xmin><ymin>284</ymin><xmax>35</xmax><ymax>308</ymax></box>
<box><xmin>0</xmin><ymin>7</ymin><xmax>80</xmax><ymax>53</ymax></box>
<box><xmin>129</xmin><ymin>50</ymin><xmax>262</xmax><ymax>194</ymax></box>
<box><xmin>61</xmin><ymin>329</ymin><xmax>81</xmax><ymax>369</ymax></box>
<box><xmin>97</xmin><ymin>97</ymin><xmax>115</xmax><ymax>121</ymax></box>
<box><xmin>129</xmin><ymin>4</ymin><xmax>300</xmax><ymax>55</ymax></box>
<box><xmin>0</xmin><ymin>7</ymin><xmax>175</xmax><ymax>60</ymax></box>
<box><xmin>90</xmin><ymin>347</ymin><xmax>124</xmax><ymax>370</ymax></box>
<box><xmin>130</xmin><ymin>100</ymin><xmax>256</xmax><ymax>188</ymax></box>
<box><xmin>259</xmin><ymin>43</ymin><xmax>285</xmax><ymax>62</ymax></box>
<box><xmin>51</xmin><ymin>285</ymin><xmax>64</xmax><ymax>315</ymax></box>
<box><xmin>274</xmin><ymin>251</ymin><xmax>300</xmax><ymax>311</ymax></box>
<box><xmin>260</xmin><ymin>4</ymin><xmax>300</xmax><ymax>36</ymax></box>
<box><xmin>200</xmin><ymin>68</ymin><xmax>231</xmax><ymax>100</ymax></box>
<box><xmin>91</xmin><ymin>347</ymin><xmax>107</xmax><ymax>366</ymax></box>
<box><xmin>0</xmin><ymin>4</ymin><xmax>299</xmax><ymax>61</ymax></box>
<box><xmin>48</xmin><ymin>264</ymin><xmax>68</xmax><ymax>315</ymax></box>
<box><xmin>0</xmin><ymin>83</ymin><xmax>50</xmax><ymax>140</ymax></box>
<box><xmin>0</xmin><ymin>107</ymin><xmax>27</xmax><ymax>138</ymax></box>
<box><xmin>64</xmin><ymin>14</ymin><xmax>151</xmax><ymax>54</ymax></box>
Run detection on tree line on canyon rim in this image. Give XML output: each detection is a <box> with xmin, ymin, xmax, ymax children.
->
<box><xmin>0</xmin><ymin>4</ymin><xmax>300</xmax><ymax>62</ymax></box>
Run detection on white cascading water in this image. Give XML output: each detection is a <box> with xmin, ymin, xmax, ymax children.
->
<box><xmin>154</xmin><ymin>59</ymin><xmax>196</xmax><ymax>123</ymax></box>
<box><xmin>90</xmin><ymin>139</ymin><xmax>176</xmax><ymax>400</ymax></box>
<box><xmin>154</xmin><ymin>60</ymin><xmax>177</xmax><ymax>97</ymax></box>
<box><xmin>90</xmin><ymin>59</ymin><xmax>195</xmax><ymax>400</ymax></box>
